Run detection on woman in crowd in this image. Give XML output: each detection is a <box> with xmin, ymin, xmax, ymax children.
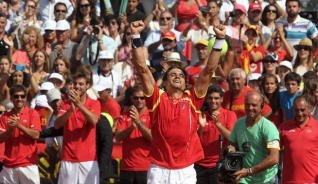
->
<box><xmin>261</xmin><ymin>4</ymin><xmax>279</xmax><ymax>33</ymax></box>
<box><xmin>53</xmin><ymin>56</ymin><xmax>71</xmax><ymax>82</ymax></box>
<box><xmin>70</xmin><ymin>0</ymin><xmax>98</xmax><ymax>43</ymax></box>
<box><xmin>31</xmin><ymin>50</ymin><xmax>50</xmax><ymax>85</ymax></box>
<box><xmin>293</xmin><ymin>38</ymin><xmax>315</xmax><ymax>76</ymax></box>
<box><xmin>0</xmin><ymin>56</ymin><xmax>11</xmax><ymax>101</ymax></box>
<box><xmin>263</xmin><ymin>24</ymin><xmax>293</xmax><ymax>62</ymax></box>
<box><xmin>11</xmin><ymin>0</ymin><xmax>42</xmax><ymax>49</ymax></box>
<box><xmin>11</xmin><ymin>26</ymin><xmax>44</xmax><ymax>69</ymax></box>
<box><xmin>260</xmin><ymin>73</ymin><xmax>282</xmax><ymax>126</ymax></box>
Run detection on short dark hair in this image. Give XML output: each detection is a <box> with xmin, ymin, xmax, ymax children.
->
<box><xmin>72</xmin><ymin>72</ymin><xmax>90</xmax><ymax>84</ymax></box>
<box><xmin>286</xmin><ymin>0</ymin><xmax>302</xmax><ymax>8</ymax></box>
<box><xmin>54</xmin><ymin>2</ymin><xmax>67</xmax><ymax>12</ymax></box>
<box><xmin>162</xmin><ymin>66</ymin><xmax>187</xmax><ymax>82</ymax></box>
<box><xmin>0</xmin><ymin>12</ymin><xmax>7</xmax><ymax>19</ymax></box>
<box><xmin>284</xmin><ymin>72</ymin><xmax>301</xmax><ymax>84</ymax></box>
<box><xmin>10</xmin><ymin>85</ymin><xmax>27</xmax><ymax>96</ymax></box>
<box><xmin>207</xmin><ymin>84</ymin><xmax>224</xmax><ymax>97</ymax></box>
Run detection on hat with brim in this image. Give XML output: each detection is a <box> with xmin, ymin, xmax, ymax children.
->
<box><xmin>94</xmin><ymin>84</ymin><xmax>112</xmax><ymax>92</ymax></box>
<box><xmin>294</xmin><ymin>38</ymin><xmax>313</xmax><ymax>51</ymax></box>
<box><xmin>161</xmin><ymin>31</ymin><xmax>176</xmax><ymax>41</ymax></box>
<box><xmin>55</xmin><ymin>20</ymin><xmax>70</xmax><ymax>31</ymax></box>
<box><xmin>264</xmin><ymin>52</ymin><xmax>279</xmax><ymax>62</ymax></box>
<box><xmin>234</xmin><ymin>3</ymin><xmax>247</xmax><ymax>14</ymax></box>
<box><xmin>195</xmin><ymin>39</ymin><xmax>209</xmax><ymax>48</ymax></box>
<box><xmin>46</xmin><ymin>88</ymin><xmax>61</xmax><ymax>103</ymax></box>
<box><xmin>279</xmin><ymin>60</ymin><xmax>293</xmax><ymax>71</ymax></box>
<box><xmin>98</xmin><ymin>50</ymin><xmax>114</xmax><ymax>60</ymax></box>
<box><xmin>40</xmin><ymin>82</ymin><xmax>55</xmax><ymax>91</ymax></box>
<box><xmin>160</xmin><ymin>52</ymin><xmax>187</xmax><ymax>68</ymax></box>
<box><xmin>245</xmin><ymin>25</ymin><xmax>258</xmax><ymax>36</ymax></box>
<box><xmin>49</xmin><ymin>73</ymin><xmax>64</xmax><ymax>82</ymax></box>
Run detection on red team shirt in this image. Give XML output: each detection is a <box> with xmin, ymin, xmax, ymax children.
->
<box><xmin>222</xmin><ymin>86</ymin><xmax>272</xmax><ymax>118</ymax></box>
<box><xmin>100</xmin><ymin>97</ymin><xmax>121</xmax><ymax>120</ymax></box>
<box><xmin>145</xmin><ymin>84</ymin><xmax>204</xmax><ymax>169</ymax></box>
<box><xmin>0</xmin><ymin>107</ymin><xmax>41</xmax><ymax>168</ymax></box>
<box><xmin>279</xmin><ymin>117</ymin><xmax>318</xmax><ymax>183</ymax></box>
<box><xmin>116</xmin><ymin>109</ymin><xmax>151</xmax><ymax>171</ymax></box>
<box><xmin>196</xmin><ymin>108</ymin><xmax>237</xmax><ymax>168</ymax></box>
<box><xmin>59</xmin><ymin>96</ymin><xmax>101</xmax><ymax>162</ymax></box>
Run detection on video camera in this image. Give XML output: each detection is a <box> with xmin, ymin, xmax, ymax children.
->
<box><xmin>217</xmin><ymin>151</ymin><xmax>245</xmax><ymax>183</ymax></box>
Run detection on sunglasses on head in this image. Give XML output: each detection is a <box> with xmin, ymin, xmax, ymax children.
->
<box><xmin>13</xmin><ymin>94</ymin><xmax>26</xmax><ymax>99</ymax></box>
<box><xmin>133</xmin><ymin>96</ymin><xmax>145</xmax><ymax>100</ymax></box>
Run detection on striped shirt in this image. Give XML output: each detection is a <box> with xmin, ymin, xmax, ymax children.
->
<box><xmin>277</xmin><ymin>15</ymin><xmax>318</xmax><ymax>48</ymax></box>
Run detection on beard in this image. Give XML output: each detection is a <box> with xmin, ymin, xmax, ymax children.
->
<box><xmin>288</xmin><ymin>12</ymin><xmax>298</xmax><ymax>19</ymax></box>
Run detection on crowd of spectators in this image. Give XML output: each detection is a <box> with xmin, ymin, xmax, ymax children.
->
<box><xmin>0</xmin><ymin>0</ymin><xmax>318</xmax><ymax>183</ymax></box>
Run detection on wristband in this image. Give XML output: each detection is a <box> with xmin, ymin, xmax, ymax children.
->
<box><xmin>131</xmin><ymin>34</ymin><xmax>141</xmax><ymax>39</ymax></box>
<box><xmin>132</xmin><ymin>37</ymin><xmax>143</xmax><ymax>48</ymax></box>
<box><xmin>248</xmin><ymin>168</ymin><xmax>253</xmax><ymax>175</ymax></box>
<box><xmin>212</xmin><ymin>38</ymin><xmax>225</xmax><ymax>51</ymax></box>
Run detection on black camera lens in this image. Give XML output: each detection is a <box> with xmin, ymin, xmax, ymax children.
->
<box><xmin>93</xmin><ymin>26</ymin><xmax>100</xmax><ymax>35</ymax></box>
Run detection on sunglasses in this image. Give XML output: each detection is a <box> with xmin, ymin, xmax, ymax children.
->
<box><xmin>55</xmin><ymin>9</ymin><xmax>67</xmax><ymax>13</ymax></box>
<box><xmin>80</xmin><ymin>4</ymin><xmax>90</xmax><ymax>8</ymax></box>
<box><xmin>268</xmin><ymin>10</ymin><xmax>277</xmax><ymax>13</ymax></box>
<box><xmin>133</xmin><ymin>96</ymin><xmax>145</xmax><ymax>100</ymax></box>
<box><xmin>296</xmin><ymin>46</ymin><xmax>311</xmax><ymax>51</ymax></box>
<box><xmin>263</xmin><ymin>59</ymin><xmax>276</xmax><ymax>63</ymax></box>
<box><xmin>13</xmin><ymin>94</ymin><xmax>26</xmax><ymax>99</ymax></box>
<box><xmin>160</xmin><ymin>17</ymin><xmax>172</xmax><ymax>21</ymax></box>
<box><xmin>27</xmin><ymin>5</ymin><xmax>36</xmax><ymax>9</ymax></box>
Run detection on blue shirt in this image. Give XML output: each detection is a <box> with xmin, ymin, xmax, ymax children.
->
<box><xmin>280</xmin><ymin>90</ymin><xmax>301</xmax><ymax>120</ymax></box>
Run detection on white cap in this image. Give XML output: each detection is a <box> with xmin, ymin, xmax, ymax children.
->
<box><xmin>279</xmin><ymin>60</ymin><xmax>293</xmax><ymax>71</ymax></box>
<box><xmin>35</xmin><ymin>95</ymin><xmax>51</xmax><ymax>109</ymax></box>
<box><xmin>247</xmin><ymin>73</ymin><xmax>262</xmax><ymax>81</ymax></box>
<box><xmin>93</xmin><ymin>82</ymin><xmax>112</xmax><ymax>92</ymax></box>
<box><xmin>46</xmin><ymin>88</ymin><xmax>61</xmax><ymax>103</ymax></box>
<box><xmin>40</xmin><ymin>82</ymin><xmax>55</xmax><ymax>91</ymax></box>
<box><xmin>56</xmin><ymin>20</ymin><xmax>70</xmax><ymax>31</ymax></box>
<box><xmin>49</xmin><ymin>73</ymin><xmax>64</xmax><ymax>82</ymax></box>
<box><xmin>43</xmin><ymin>19</ymin><xmax>56</xmax><ymax>31</ymax></box>
<box><xmin>98</xmin><ymin>50</ymin><xmax>114</xmax><ymax>60</ymax></box>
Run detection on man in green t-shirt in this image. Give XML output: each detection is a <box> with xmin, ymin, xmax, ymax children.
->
<box><xmin>228</xmin><ymin>91</ymin><xmax>280</xmax><ymax>183</ymax></box>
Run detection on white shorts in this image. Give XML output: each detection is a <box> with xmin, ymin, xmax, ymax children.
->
<box><xmin>58</xmin><ymin>161</ymin><xmax>99</xmax><ymax>184</ymax></box>
<box><xmin>147</xmin><ymin>164</ymin><xmax>196</xmax><ymax>184</ymax></box>
<box><xmin>0</xmin><ymin>165</ymin><xmax>40</xmax><ymax>184</ymax></box>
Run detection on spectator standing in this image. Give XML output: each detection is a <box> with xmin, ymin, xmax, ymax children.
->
<box><xmin>277</xmin><ymin>0</ymin><xmax>318</xmax><ymax>54</ymax></box>
<box><xmin>279</xmin><ymin>96</ymin><xmax>318</xmax><ymax>183</ymax></box>
<box><xmin>38</xmin><ymin>0</ymin><xmax>73</xmax><ymax>22</ymax></box>
<box><xmin>115</xmin><ymin>86</ymin><xmax>152</xmax><ymax>184</ymax></box>
<box><xmin>229</xmin><ymin>91</ymin><xmax>280</xmax><ymax>183</ymax></box>
<box><xmin>0</xmin><ymin>13</ymin><xmax>14</xmax><ymax>58</ymax></box>
<box><xmin>195</xmin><ymin>85</ymin><xmax>237</xmax><ymax>184</ymax></box>
<box><xmin>280</xmin><ymin>72</ymin><xmax>301</xmax><ymax>120</ymax></box>
<box><xmin>0</xmin><ymin>85</ymin><xmax>41</xmax><ymax>184</ymax></box>
<box><xmin>55</xmin><ymin>73</ymin><xmax>101</xmax><ymax>184</ymax></box>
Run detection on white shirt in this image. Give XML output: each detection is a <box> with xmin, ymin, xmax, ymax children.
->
<box><xmin>92</xmin><ymin>70</ymin><xmax>122</xmax><ymax>98</ymax></box>
<box><xmin>39</xmin><ymin>0</ymin><xmax>74</xmax><ymax>22</ymax></box>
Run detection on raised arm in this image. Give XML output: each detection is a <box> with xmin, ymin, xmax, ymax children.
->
<box><xmin>131</xmin><ymin>21</ymin><xmax>156</xmax><ymax>96</ymax></box>
<box><xmin>194</xmin><ymin>25</ymin><xmax>226</xmax><ymax>97</ymax></box>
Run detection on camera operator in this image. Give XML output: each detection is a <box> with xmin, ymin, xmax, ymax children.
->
<box><xmin>228</xmin><ymin>91</ymin><xmax>280</xmax><ymax>183</ymax></box>
<box><xmin>75</xmin><ymin>17</ymin><xmax>115</xmax><ymax>73</ymax></box>
<box><xmin>195</xmin><ymin>85</ymin><xmax>237</xmax><ymax>184</ymax></box>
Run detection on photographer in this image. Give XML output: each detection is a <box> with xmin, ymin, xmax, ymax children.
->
<box><xmin>75</xmin><ymin>17</ymin><xmax>115</xmax><ymax>72</ymax></box>
<box><xmin>228</xmin><ymin>91</ymin><xmax>280</xmax><ymax>183</ymax></box>
<box><xmin>195</xmin><ymin>85</ymin><xmax>237</xmax><ymax>184</ymax></box>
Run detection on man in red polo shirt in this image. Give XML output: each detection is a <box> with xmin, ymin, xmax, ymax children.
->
<box><xmin>279</xmin><ymin>96</ymin><xmax>318</xmax><ymax>183</ymax></box>
<box><xmin>0</xmin><ymin>85</ymin><xmax>41</xmax><ymax>184</ymax></box>
<box><xmin>195</xmin><ymin>85</ymin><xmax>237</xmax><ymax>184</ymax></box>
<box><xmin>115</xmin><ymin>85</ymin><xmax>152</xmax><ymax>184</ymax></box>
<box><xmin>55</xmin><ymin>73</ymin><xmax>101</xmax><ymax>184</ymax></box>
<box><xmin>222</xmin><ymin>68</ymin><xmax>272</xmax><ymax>118</ymax></box>
<box><xmin>131</xmin><ymin>20</ymin><xmax>225</xmax><ymax>183</ymax></box>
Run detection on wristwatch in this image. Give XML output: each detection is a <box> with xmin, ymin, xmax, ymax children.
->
<box><xmin>132</xmin><ymin>38</ymin><xmax>143</xmax><ymax>48</ymax></box>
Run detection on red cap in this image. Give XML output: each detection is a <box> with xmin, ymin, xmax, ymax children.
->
<box><xmin>248</xmin><ymin>2</ymin><xmax>262</xmax><ymax>12</ymax></box>
<box><xmin>161</xmin><ymin>31</ymin><xmax>176</xmax><ymax>40</ymax></box>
